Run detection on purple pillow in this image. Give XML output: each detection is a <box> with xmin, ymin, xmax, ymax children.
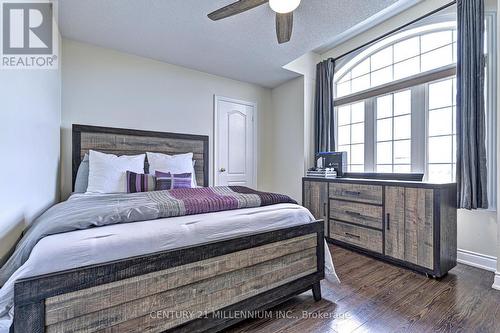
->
<box><xmin>126</xmin><ymin>171</ymin><xmax>156</xmax><ymax>193</ymax></box>
<box><xmin>155</xmin><ymin>171</ymin><xmax>192</xmax><ymax>190</ymax></box>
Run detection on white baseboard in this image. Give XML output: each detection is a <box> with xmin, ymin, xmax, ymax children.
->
<box><xmin>493</xmin><ymin>272</ymin><xmax>500</xmax><ymax>291</ymax></box>
<box><xmin>457</xmin><ymin>248</ymin><xmax>497</xmax><ymax>272</ymax></box>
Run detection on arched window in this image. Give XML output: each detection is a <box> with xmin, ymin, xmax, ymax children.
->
<box><xmin>334</xmin><ymin>21</ymin><xmax>465</xmax><ymax>182</ymax></box>
<box><xmin>335</xmin><ymin>22</ymin><xmax>457</xmax><ymax>98</ymax></box>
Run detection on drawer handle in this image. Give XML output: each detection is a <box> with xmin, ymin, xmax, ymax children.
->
<box><xmin>386</xmin><ymin>213</ymin><xmax>391</xmax><ymax>230</ymax></box>
<box><xmin>323</xmin><ymin>202</ymin><xmax>327</xmax><ymax>216</ymax></box>
<box><xmin>345</xmin><ymin>210</ymin><xmax>362</xmax><ymax>217</ymax></box>
<box><xmin>344</xmin><ymin>190</ymin><xmax>361</xmax><ymax>196</ymax></box>
<box><xmin>345</xmin><ymin>232</ymin><xmax>361</xmax><ymax>239</ymax></box>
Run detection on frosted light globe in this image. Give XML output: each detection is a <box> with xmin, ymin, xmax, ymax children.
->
<box><xmin>269</xmin><ymin>0</ymin><xmax>301</xmax><ymax>14</ymax></box>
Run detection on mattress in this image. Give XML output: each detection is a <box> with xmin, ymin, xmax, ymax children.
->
<box><xmin>0</xmin><ymin>201</ymin><xmax>337</xmax><ymax>331</ymax></box>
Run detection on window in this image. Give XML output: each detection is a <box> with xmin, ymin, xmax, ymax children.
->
<box><xmin>376</xmin><ymin>90</ymin><xmax>412</xmax><ymax>173</ymax></box>
<box><xmin>427</xmin><ymin>78</ymin><xmax>457</xmax><ymax>182</ymax></box>
<box><xmin>336</xmin><ymin>24</ymin><xmax>458</xmax><ymax>98</ymax></box>
<box><xmin>337</xmin><ymin>102</ymin><xmax>365</xmax><ymax>172</ymax></box>
<box><xmin>333</xmin><ymin>16</ymin><xmax>496</xmax><ymax>208</ymax></box>
<box><xmin>335</xmin><ymin>23</ymin><xmax>459</xmax><ymax>175</ymax></box>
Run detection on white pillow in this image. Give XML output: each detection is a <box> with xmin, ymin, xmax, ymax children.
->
<box><xmin>192</xmin><ymin>160</ymin><xmax>198</xmax><ymax>187</ymax></box>
<box><xmin>147</xmin><ymin>152</ymin><xmax>196</xmax><ymax>187</ymax></box>
<box><xmin>87</xmin><ymin>150</ymin><xmax>145</xmax><ymax>194</ymax></box>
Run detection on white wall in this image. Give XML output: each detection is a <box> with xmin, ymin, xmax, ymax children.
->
<box><xmin>0</xmin><ymin>57</ymin><xmax>61</xmax><ymax>263</ymax></box>
<box><xmin>458</xmin><ymin>210</ymin><xmax>497</xmax><ymax>263</ymax></box>
<box><xmin>268</xmin><ymin>77</ymin><xmax>305</xmax><ymax>201</ymax></box>
<box><xmin>263</xmin><ymin>52</ymin><xmax>322</xmax><ymax>202</ymax></box>
<box><xmin>61</xmin><ymin>39</ymin><xmax>273</xmax><ymax>199</ymax></box>
<box><xmin>284</xmin><ymin>52</ymin><xmax>322</xmax><ymax>170</ymax></box>
<box><xmin>494</xmin><ymin>0</ymin><xmax>500</xmax><ymax>290</ymax></box>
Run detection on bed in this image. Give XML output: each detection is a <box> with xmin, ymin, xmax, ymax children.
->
<box><xmin>1</xmin><ymin>124</ymin><xmax>333</xmax><ymax>333</ymax></box>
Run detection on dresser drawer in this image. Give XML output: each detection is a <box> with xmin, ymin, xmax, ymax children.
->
<box><xmin>329</xmin><ymin>183</ymin><xmax>383</xmax><ymax>205</ymax></box>
<box><xmin>329</xmin><ymin>220</ymin><xmax>383</xmax><ymax>253</ymax></box>
<box><xmin>330</xmin><ymin>199</ymin><xmax>383</xmax><ymax>229</ymax></box>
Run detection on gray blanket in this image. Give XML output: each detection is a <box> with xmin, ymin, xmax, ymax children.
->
<box><xmin>0</xmin><ymin>186</ymin><xmax>295</xmax><ymax>286</ymax></box>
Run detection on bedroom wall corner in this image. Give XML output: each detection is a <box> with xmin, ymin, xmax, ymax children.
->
<box><xmin>60</xmin><ymin>39</ymin><xmax>273</xmax><ymax>198</ymax></box>
<box><xmin>268</xmin><ymin>76</ymin><xmax>305</xmax><ymax>202</ymax></box>
<box><xmin>283</xmin><ymin>52</ymin><xmax>322</xmax><ymax>172</ymax></box>
<box><xmin>262</xmin><ymin>52</ymin><xmax>321</xmax><ymax>203</ymax></box>
<box><xmin>0</xmin><ymin>19</ymin><xmax>62</xmax><ymax>263</ymax></box>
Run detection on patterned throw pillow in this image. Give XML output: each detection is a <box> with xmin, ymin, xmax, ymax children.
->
<box><xmin>155</xmin><ymin>171</ymin><xmax>192</xmax><ymax>190</ymax></box>
<box><xmin>126</xmin><ymin>171</ymin><xmax>156</xmax><ymax>193</ymax></box>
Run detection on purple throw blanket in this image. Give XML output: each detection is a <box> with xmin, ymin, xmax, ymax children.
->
<box><xmin>158</xmin><ymin>186</ymin><xmax>297</xmax><ymax>215</ymax></box>
<box><xmin>0</xmin><ymin>186</ymin><xmax>296</xmax><ymax>286</ymax></box>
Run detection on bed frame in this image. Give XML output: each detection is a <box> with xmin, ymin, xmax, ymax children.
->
<box><xmin>12</xmin><ymin>124</ymin><xmax>325</xmax><ymax>333</ymax></box>
<box><xmin>72</xmin><ymin>124</ymin><xmax>210</xmax><ymax>188</ymax></box>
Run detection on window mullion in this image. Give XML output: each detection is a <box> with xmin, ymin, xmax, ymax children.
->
<box><xmin>411</xmin><ymin>84</ymin><xmax>426</xmax><ymax>174</ymax></box>
<box><xmin>365</xmin><ymin>98</ymin><xmax>375</xmax><ymax>172</ymax></box>
<box><xmin>391</xmin><ymin>94</ymin><xmax>395</xmax><ymax>173</ymax></box>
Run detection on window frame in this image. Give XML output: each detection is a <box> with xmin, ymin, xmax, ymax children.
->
<box><xmin>374</xmin><ymin>89</ymin><xmax>413</xmax><ymax>173</ymax></box>
<box><xmin>336</xmin><ymin>102</ymin><xmax>366</xmax><ymax>171</ymax></box>
<box><xmin>334</xmin><ymin>22</ymin><xmax>458</xmax><ymax>99</ymax></box>
<box><xmin>333</xmin><ymin>15</ymin><xmax>497</xmax><ymax>210</ymax></box>
<box><xmin>425</xmin><ymin>77</ymin><xmax>457</xmax><ymax>183</ymax></box>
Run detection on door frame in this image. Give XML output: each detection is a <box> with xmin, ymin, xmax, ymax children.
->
<box><xmin>214</xmin><ymin>95</ymin><xmax>258</xmax><ymax>187</ymax></box>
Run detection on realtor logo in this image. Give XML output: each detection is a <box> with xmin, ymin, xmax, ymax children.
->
<box><xmin>1</xmin><ymin>0</ymin><xmax>58</xmax><ymax>69</ymax></box>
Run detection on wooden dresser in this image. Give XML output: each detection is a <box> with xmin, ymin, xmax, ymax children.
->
<box><xmin>303</xmin><ymin>177</ymin><xmax>457</xmax><ymax>277</ymax></box>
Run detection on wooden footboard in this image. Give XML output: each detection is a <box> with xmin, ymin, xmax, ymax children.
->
<box><xmin>13</xmin><ymin>221</ymin><xmax>324</xmax><ymax>333</ymax></box>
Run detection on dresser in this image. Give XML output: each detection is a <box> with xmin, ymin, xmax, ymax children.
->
<box><xmin>302</xmin><ymin>177</ymin><xmax>457</xmax><ymax>278</ymax></box>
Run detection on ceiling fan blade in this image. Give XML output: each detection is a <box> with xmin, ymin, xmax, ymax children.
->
<box><xmin>276</xmin><ymin>12</ymin><xmax>293</xmax><ymax>44</ymax></box>
<box><xmin>208</xmin><ymin>0</ymin><xmax>269</xmax><ymax>21</ymax></box>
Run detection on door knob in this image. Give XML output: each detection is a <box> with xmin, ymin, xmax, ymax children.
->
<box><xmin>220</xmin><ymin>167</ymin><xmax>226</xmax><ymax>172</ymax></box>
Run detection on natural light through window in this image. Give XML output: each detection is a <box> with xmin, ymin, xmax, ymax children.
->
<box><xmin>376</xmin><ymin>90</ymin><xmax>412</xmax><ymax>173</ymax></box>
<box><xmin>333</xmin><ymin>14</ymin><xmax>496</xmax><ymax>207</ymax></box>
<box><xmin>427</xmin><ymin>78</ymin><xmax>457</xmax><ymax>182</ymax></box>
<box><xmin>337</xmin><ymin>102</ymin><xmax>365</xmax><ymax>172</ymax></box>
<box><xmin>336</xmin><ymin>28</ymin><xmax>457</xmax><ymax>98</ymax></box>
<box><xmin>333</xmin><ymin>18</ymin><xmax>495</xmax><ymax>195</ymax></box>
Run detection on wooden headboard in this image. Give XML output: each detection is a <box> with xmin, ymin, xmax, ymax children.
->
<box><xmin>72</xmin><ymin>124</ymin><xmax>209</xmax><ymax>189</ymax></box>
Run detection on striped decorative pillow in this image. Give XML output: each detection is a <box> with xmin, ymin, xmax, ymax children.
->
<box><xmin>155</xmin><ymin>171</ymin><xmax>192</xmax><ymax>190</ymax></box>
<box><xmin>126</xmin><ymin>171</ymin><xmax>156</xmax><ymax>193</ymax></box>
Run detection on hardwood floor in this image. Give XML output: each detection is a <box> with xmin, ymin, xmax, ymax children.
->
<box><xmin>224</xmin><ymin>244</ymin><xmax>500</xmax><ymax>333</ymax></box>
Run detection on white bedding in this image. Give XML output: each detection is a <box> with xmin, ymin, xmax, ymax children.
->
<box><xmin>0</xmin><ymin>201</ymin><xmax>338</xmax><ymax>332</ymax></box>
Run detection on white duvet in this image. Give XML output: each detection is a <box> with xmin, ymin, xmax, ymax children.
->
<box><xmin>0</xmin><ymin>201</ymin><xmax>337</xmax><ymax>332</ymax></box>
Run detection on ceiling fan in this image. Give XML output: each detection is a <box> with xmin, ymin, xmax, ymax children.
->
<box><xmin>208</xmin><ymin>0</ymin><xmax>301</xmax><ymax>44</ymax></box>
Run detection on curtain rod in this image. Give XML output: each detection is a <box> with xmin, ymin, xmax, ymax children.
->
<box><xmin>332</xmin><ymin>0</ymin><xmax>457</xmax><ymax>62</ymax></box>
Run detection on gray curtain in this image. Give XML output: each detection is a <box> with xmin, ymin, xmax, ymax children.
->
<box><xmin>315</xmin><ymin>58</ymin><xmax>335</xmax><ymax>153</ymax></box>
<box><xmin>456</xmin><ymin>0</ymin><xmax>488</xmax><ymax>209</ymax></box>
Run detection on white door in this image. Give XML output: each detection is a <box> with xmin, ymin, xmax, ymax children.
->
<box><xmin>215</xmin><ymin>97</ymin><xmax>255</xmax><ymax>187</ymax></box>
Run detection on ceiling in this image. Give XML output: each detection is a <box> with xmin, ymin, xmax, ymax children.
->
<box><xmin>59</xmin><ymin>0</ymin><xmax>402</xmax><ymax>88</ymax></box>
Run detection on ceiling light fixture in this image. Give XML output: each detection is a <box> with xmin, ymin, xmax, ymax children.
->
<box><xmin>208</xmin><ymin>0</ymin><xmax>301</xmax><ymax>44</ymax></box>
<box><xmin>269</xmin><ymin>0</ymin><xmax>301</xmax><ymax>14</ymax></box>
